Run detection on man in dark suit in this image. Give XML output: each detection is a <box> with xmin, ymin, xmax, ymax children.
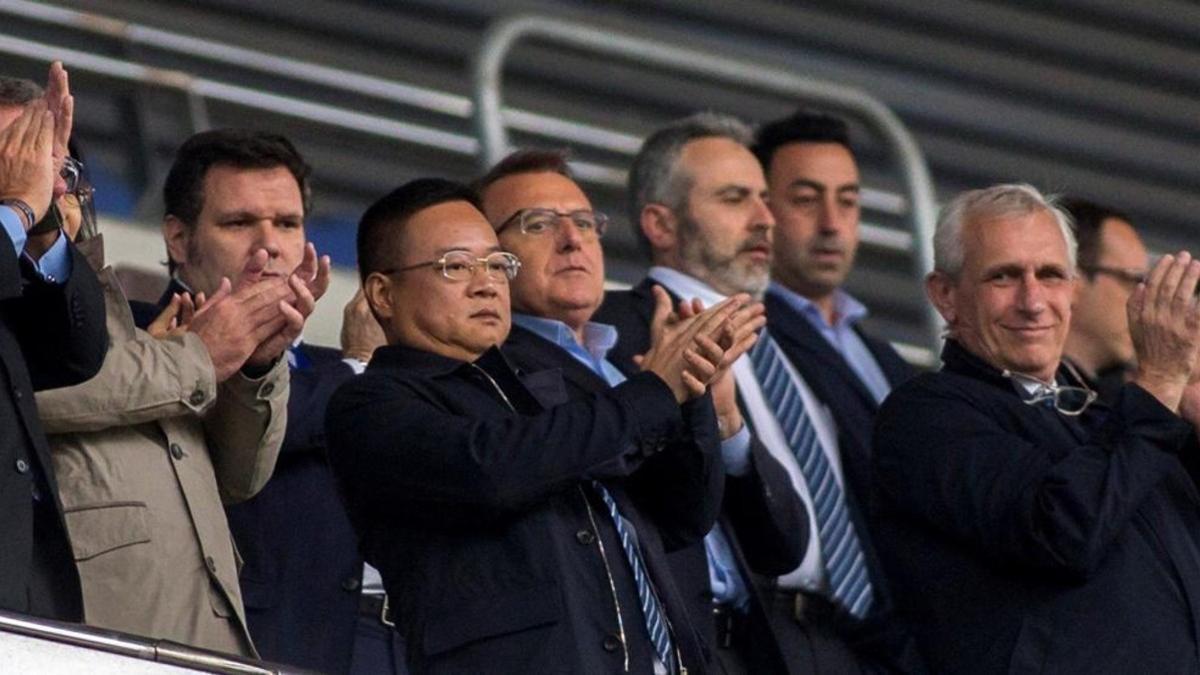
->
<box><xmin>478</xmin><ymin>148</ymin><xmax>807</xmax><ymax>674</ymax></box>
<box><xmin>133</xmin><ymin>129</ymin><xmax>389</xmax><ymax>674</ymax></box>
<box><xmin>751</xmin><ymin>109</ymin><xmax>914</xmax><ymax>530</ymax></box>
<box><xmin>0</xmin><ymin>63</ymin><xmax>106</xmax><ymax>622</ymax></box>
<box><xmin>598</xmin><ymin>112</ymin><xmax>922</xmax><ymax>673</ymax></box>
<box><xmin>327</xmin><ymin>177</ymin><xmax>739</xmax><ymax>674</ymax></box>
<box><xmin>873</xmin><ymin>183</ymin><xmax>1200</xmax><ymax>673</ymax></box>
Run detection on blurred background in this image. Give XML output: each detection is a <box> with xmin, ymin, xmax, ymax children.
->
<box><xmin>2</xmin><ymin>0</ymin><xmax>1197</xmax><ymax>361</ymax></box>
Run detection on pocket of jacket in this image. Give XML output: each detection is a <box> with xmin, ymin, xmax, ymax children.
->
<box><xmin>62</xmin><ymin>501</ymin><xmax>151</xmax><ymax>561</ymax></box>
<box><xmin>422</xmin><ymin>583</ymin><xmax>563</xmax><ymax>656</ymax></box>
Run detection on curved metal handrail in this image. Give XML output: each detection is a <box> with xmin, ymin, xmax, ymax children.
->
<box><xmin>471</xmin><ymin>14</ymin><xmax>942</xmax><ymax>351</ymax></box>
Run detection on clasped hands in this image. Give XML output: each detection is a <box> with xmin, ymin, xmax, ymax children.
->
<box><xmin>635</xmin><ymin>285</ymin><xmax>765</xmax><ymax>426</ymax></box>
<box><xmin>148</xmin><ymin>244</ymin><xmax>331</xmax><ymax>381</ymax></box>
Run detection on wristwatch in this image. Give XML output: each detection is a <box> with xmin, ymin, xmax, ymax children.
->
<box><xmin>0</xmin><ymin>198</ymin><xmax>35</xmax><ymax>231</ymax></box>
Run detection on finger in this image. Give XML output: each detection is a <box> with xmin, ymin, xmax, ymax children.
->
<box><xmin>288</xmin><ymin>273</ymin><xmax>316</xmax><ymax>319</ymax></box>
<box><xmin>1174</xmin><ymin>258</ymin><xmax>1200</xmax><ymax>307</ymax></box>
<box><xmin>1143</xmin><ymin>254</ymin><xmax>1175</xmax><ymax>316</ymax></box>
<box><xmin>179</xmin><ymin>293</ymin><xmax>196</xmax><ymax>326</ymax></box>
<box><xmin>692</xmin><ymin>332</ymin><xmax>727</xmax><ymax>367</ymax></box>
<box><xmin>56</xmin><ymin>94</ymin><xmax>73</xmax><ymax>156</ymax></box>
<box><xmin>632</xmin><ymin>354</ymin><xmax>645</xmax><ymax>368</ymax></box>
<box><xmin>681</xmin><ymin>371</ymin><xmax>707</xmax><ymax>399</ymax></box>
<box><xmin>1156</xmin><ymin>251</ymin><xmax>1191</xmax><ymax>311</ymax></box>
<box><xmin>309</xmin><ymin>254</ymin><xmax>332</xmax><ymax>301</ymax></box>
<box><xmin>683</xmin><ymin>348</ymin><xmax>719</xmax><ymax>384</ymax></box>
<box><xmin>648</xmin><ymin>285</ymin><xmax>673</xmax><ymax>343</ymax></box>
<box><xmin>148</xmin><ymin>293</ymin><xmax>182</xmax><ymax>336</ymax></box>
<box><xmin>293</xmin><ymin>242</ymin><xmax>318</xmax><ymax>281</ymax></box>
<box><xmin>722</xmin><ymin>327</ymin><xmax>762</xmax><ymax>365</ymax></box>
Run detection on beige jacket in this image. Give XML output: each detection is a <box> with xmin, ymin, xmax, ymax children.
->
<box><xmin>35</xmin><ymin>255</ymin><xmax>287</xmax><ymax>657</ymax></box>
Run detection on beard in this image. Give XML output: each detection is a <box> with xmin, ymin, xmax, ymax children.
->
<box><xmin>677</xmin><ymin>213</ymin><xmax>771</xmax><ymax>299</ymax></box>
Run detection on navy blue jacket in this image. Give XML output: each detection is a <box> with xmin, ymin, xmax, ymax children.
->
<box><xmin>327</xmin><ymin>343</ymin><xmax>720</xmax><ymax>674</ymax></box>
<box><xmin>873</xmin><ymin>339</ymin><xmax>1200</xmax><ymax>673</ymax></box>
<box><xmin>595</xmin><ymin>282</ymin><xmax>809</xmax><ymax>673</ymax></box>
<box><xmin>135</xmin><ymin>281</ymin><xmax>362</xmax><ymax>674</ymax></box>
<box><xmin>763</xmin><ymin>288</ymin><xmax>914</xmax><ymax>507</ymax></box>
<box><xmin>0</xmin><ymin>232</ymin><xmax>106</xmax><ymax>618</ymax></box>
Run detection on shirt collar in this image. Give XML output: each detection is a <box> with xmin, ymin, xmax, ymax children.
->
<box><xmin>511</xmin><ymin>313</ymin><xmax>619</xmax><ymax>363</ymax></box>
<box><xmin>647</xmin><ymin>266</ymin><xmax>727</xmax><ymax>307</ymax></box>
<box><xmin>767</xmin><ymin>282</ymin><xmax>867</xmax><ymax>330</ymax></box>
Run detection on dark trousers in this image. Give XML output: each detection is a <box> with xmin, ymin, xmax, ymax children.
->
<box><xmin>349</xmin><ymin>609</ymin><xmax>408</xmax><ymax>675</ymax></box>
<box><xmin>767</xmin><ymin>590</ymin><xmax>864</xmax><ymax>675</ymax></box>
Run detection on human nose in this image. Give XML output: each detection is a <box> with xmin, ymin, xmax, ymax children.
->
<box><xmin>466</xmin><ymin>262</ymin><xmax>500</xmax><ymax>295</ymax></box>
<box><xmin>751</xmin><ymin>195</ymin><xmax>775</xmax><ymax>231</ymax></box>
<box><xmin>1017</xmin><ymin>274</ymin><xmax>1047</xmax><ymax>314</ymax></box>
<box><xmin>554</xmin><ymin>215</ymin><xmax>584</xmax><ymax>251</ymax></box>
<box><xmin>255</xmin><ymin>222</ymin><xmax>282</xmax><ymax>258</ymax></box>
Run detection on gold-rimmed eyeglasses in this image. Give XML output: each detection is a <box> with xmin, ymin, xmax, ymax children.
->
<box><xmin>379</xmin><ymin>250</ymin><xmax>521</xmax><ymax>282</ymax></box>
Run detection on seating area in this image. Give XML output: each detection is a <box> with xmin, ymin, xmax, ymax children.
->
<box><xmin>3</xmin><ymin>0</ymin><xmax>1198</xmax><ymax>357</ymax></box>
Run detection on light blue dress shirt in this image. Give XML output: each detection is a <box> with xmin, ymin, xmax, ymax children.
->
<box><xmin>512</xmin><ymin>312</ymin><xmax>753</xmax><ymax>610</ymax></box>
<box><xmin>1</xmin><ymin>206</ymin><xmax>73</xmax><ymax>283</ymax></box>
<box><xmin>767</xmin><ymin>282</ymin><xmax>892</xmax><ymax>404</ymax></box>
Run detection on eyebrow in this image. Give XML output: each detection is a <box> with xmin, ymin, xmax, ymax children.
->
<box><xmin>215</xmin><ymin>210</ymin><xmax>303</xmax><ymax>221</ymax></box>
<box><xmin>431</xmin><ymin>244</ymin><xmax>504</xmax><ymax>256</ymax></box>
<box><xmin>787</xmin><ymin>178</ymin><xmax>860</xmax><ymax>194</ymax></box>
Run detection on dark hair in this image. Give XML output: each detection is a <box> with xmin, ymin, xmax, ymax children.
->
<box><xmin>0</xmin><ymin>77</ymin><xmax>43</xmax><ymax>107</ymax></box>
<box><xmin>1058</xmin><ymin>196</ymin><xmax>1133</xmax><ymax>273</ymax></box>
<box><xmin>752</xmin><ymin>109</ymin><xmax>853</xmax><ymax>173</ymax></box>
<box><xmin>357</xmin><ymin>178</ymin><xmax>482</xmax><ymax>283</ymax></box>
<box><xmin>474</xmin><ymin>148</ymin><xmax>572</xmax><ymax>195</ymax></box>
<box><xmin>163</xmin><ymin>129</ymin><xmax>312</xmax><ymax>227</ymax></box>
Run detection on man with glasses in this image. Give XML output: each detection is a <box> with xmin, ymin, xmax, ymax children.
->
<box><xmin>0</xmin><ymin>63</ymin><xmax>107</xmax><ymax>623</ymax></box>
<box><xmin>1059</xmin><ymin>197</ymin><xmax>1150</xmax><ymax>402</ymax></box>
<box><xmin>872</xmin><ymin>183</ymin><xmax>1200</xmax><ymax>673</ymax></box>
<box><xmin>475</xmin><ymin>149</ymin><xmax>775</xmax><ymax>673</ymax></box>
<box><xmin>328</xmin><ymin>177</ymin><xmax>741</xmax><ymax>674</ymax></box>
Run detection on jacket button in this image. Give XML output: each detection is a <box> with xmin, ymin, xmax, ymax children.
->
<box><xmin>575</xmin><ymin>529</ymin><xmax>595</xmax><ymax>545</ymax></box>
<box><xmin>170</xmin><ymin>443</ymin><xmax>184</xmax><ymax>460</ymax></box>
<box><xmin>189</xmin><ymin>389</ymin><xmax>206</xmax><ymax>406</ymax></box>
<box><xmin>14</xmin><ymin>458</ymin><xmax>29</xmax><ymax>474</ymax></box>
<box><xmin>260</xmin><ymin>383</ymin><xmax>275</xmax><ymax>397</ymax></box>
<box><xmin>602</xmin><ymin>633</ymin><xmax>622</xmax><ymax>652</ymax></box>
<box><xmin>205</xmin><ymin>556</ymin><xmax>216</xmax><ymax>573</ymax></box>
<box><xmin>342</xmin><ymin>577</ymin><xmax>360</xmax><ymax>592</ymax></box>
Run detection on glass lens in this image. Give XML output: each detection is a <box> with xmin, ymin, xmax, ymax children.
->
<box><xmin>439</xmin><ymin>251</ymin><xmax>476</xmax><ymax>280</ymax></box>
<box><xmin>520</xmin><ymin>209</ymin><xmax>557</xmax><ymax>235</ymax></box>
<box><xmin>1054</xmin><ymin>387</ymin><xmax>1097</xmax><ymax>415</ymax></box>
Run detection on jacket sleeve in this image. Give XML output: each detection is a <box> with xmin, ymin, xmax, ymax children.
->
<box><xmin>622</xmin><ymin>393</ymin><xmax>724</xmax><ymax>552</ymax></box>
<box><xmin>36</xmin><ymin>329</ymin><xmax>218</xmax><ymax>433</ymax></box>
<box><xmin>873</xmin><ymin>379</ymin><xmax>1191</xmax><ymax>579</ymax></box>
<box><xmin>203</xmin><ymin>356</ymin><xmax>289</xmax><ymax>504</ymax></box>
<box><xmin>723</xmin><ymin>433</ymin><xmax>810</xmax><ymax>576</ymax></box>
<box><xmin>327</xmin><ymin>370</ymin><xmax>688</xmax><ymax>524</ymax></box>
<box><xmin>2</xmin><ymin>236</ymin><xmax>107</xmax><ymax>390</ymax></box>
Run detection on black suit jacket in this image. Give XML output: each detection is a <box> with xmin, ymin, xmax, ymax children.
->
<box><xmin>134</xmin><ymin>282</ymin><xmax>363</xmax><ymax>674</ymax></box>
<box><xmin>873</xmin><ymin>339</ymin><xmax>1200</xmax><ymax>674</ymax></box>
<box><xmin>327</xmin><ymin>343</ymin><xmax>719</xmax><ymax>674</ymax></box>
<box><xmin>0</xmin><ymin>230</ymin><xmax>106</xmax><ymax>617</ymax></box>
<box><xmin>595</xmin><ymin>281</ymin><xmax>810</xmax><ymax>673</ymax></box>
<box><xmin>763</xmin><ymin>288</ymin><xmax>914</xmax><ymax>509</ymax></box>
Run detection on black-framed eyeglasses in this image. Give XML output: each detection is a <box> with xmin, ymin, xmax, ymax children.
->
<box><xmin>1080</xmin><ymin>265</ymin><xmax>1146</xmax><ymax>288</ymax></box>
<box><xmin>60</xmin><ymin>156</ymin><xmax>85</xmax><ymax>195</ymax></box>
<box><xmin>1003</xmin><ymin>370</ymin><xmax>1098</xmax><ymax>416</ymax></box>
<box><xmin>379</xmin><ymin>250</ymin><xmax>521</xmax><ymax>282</ymax></box>
<box><xmin>496</xmin><ymin>208</ymin><xmax>609</xmax><ymax>239</ymax></box>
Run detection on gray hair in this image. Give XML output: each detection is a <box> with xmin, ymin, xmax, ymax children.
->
<box><xmin>0</xmin><ymin>77</ymin><xmax>43</xmax><ymax>107</ymax></box>
<box><xmin>628</xmin><ymin>112</ymin><xmax>754</xmax><ymax>257</ymax></box>
<box><xmin>934</xmin><ymin>183</ymin><xmax>1077</xmax><ymax>277</ymax></box>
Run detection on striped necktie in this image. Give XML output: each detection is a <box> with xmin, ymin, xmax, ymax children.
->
<box><xmin>592</xmin><ymin>481</ymin><xmax>677</xmax><ymax>673</ymax></box>
<box><xmin>749</xmin><ymin>330</ymin><xmax>874</xmax><ymax>618</ymax></box>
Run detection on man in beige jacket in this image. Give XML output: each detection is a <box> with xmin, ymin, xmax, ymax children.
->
<box><xmin>34</xmin><ymin>129</ymin><xmax>327</xmax><ymax>657</ymax></box>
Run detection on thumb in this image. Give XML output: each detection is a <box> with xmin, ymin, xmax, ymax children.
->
<box><xmin>649</xmin><ymin>284</ymin><xmax>672</xmax><ymax>342</ymax></box>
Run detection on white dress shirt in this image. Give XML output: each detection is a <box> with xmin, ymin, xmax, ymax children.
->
<box><xmin>647</xmin><ymin>267</ymin><xmax>845</xmax><ymax>592</ymax></box>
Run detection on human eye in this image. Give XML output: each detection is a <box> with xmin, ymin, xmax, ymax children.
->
<box><xmin>570</xmin><ymin>212</ymin><xmax>597</xmax><ymax>230</ymax></box>
<box><xmin>277</xmin><ymin>217</ymin><xmax>303</xmax><ymax>229</ymax></box>
<box><xmin>522</xmin><ymin>214</ymin><xmax>553</xmax><ymax>234</ymax></box>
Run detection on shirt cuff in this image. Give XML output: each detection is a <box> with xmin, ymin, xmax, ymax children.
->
<box><xmin>1</xmin><ymin>207</ymin><xmax>27</xmax><ymax>258</ymax></box>
<box><xmin>342</xmin><ymin>357</ymin><xmax>368</xmax><ymax>375</ymax></box>
<box><xmin>720</xmin><ymin>424</ymin><xmax>752</xmax><ymax>476</ymax></box>
<box><xmin>23</xmin><ymin>230</ymin><xmax>72</xmax><ymax>283</ymax></box>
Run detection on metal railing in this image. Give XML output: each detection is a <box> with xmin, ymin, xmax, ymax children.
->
<box><xmin>471</xmin><ymin>14</ymin><xmax>941</xmax><ymax>351</ymax></box>
<box><xmin>0</xmin><ymin>609</ymin><xmax>314</xmax><ymax>674</ymax></box>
